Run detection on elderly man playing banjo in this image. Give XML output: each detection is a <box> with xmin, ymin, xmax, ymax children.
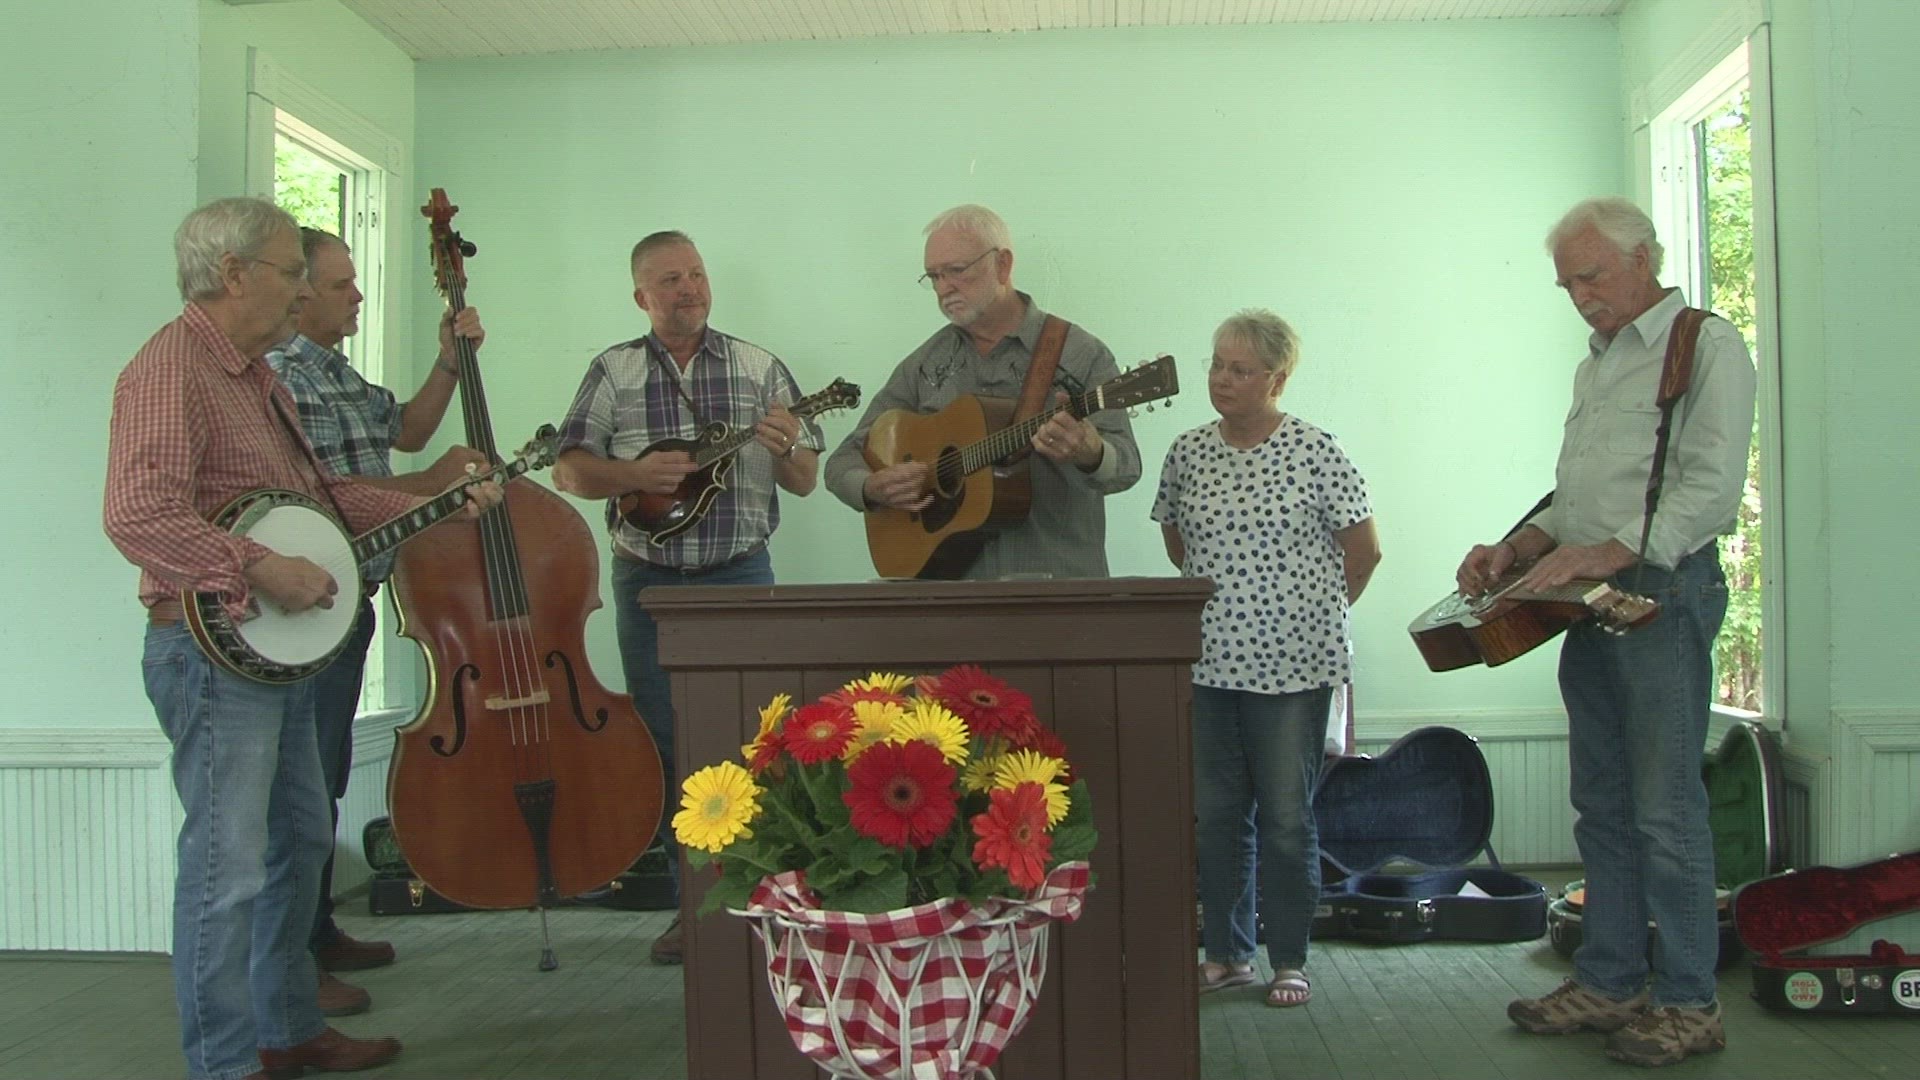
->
<box><xmin>104</xmin><ymin>196</ymin><xmax>502</xmax><ymax>1080</ymax></box>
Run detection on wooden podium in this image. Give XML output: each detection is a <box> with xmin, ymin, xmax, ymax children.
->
<box><xmin>643</xmin><ymin>577</ymin><xmax>1210</xmax><ymax>1080</ymax></box>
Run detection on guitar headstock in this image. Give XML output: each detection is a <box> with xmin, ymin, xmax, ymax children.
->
<box><xmin>513</xmin><ymin>423</ymin><xmax>559</xmax><ymax>473</ymax></box>
<box><xmin>799</xmin><ymin>377</ymin><xmax>862</xmax><ymax>417</ymax></box>
<box><xmin>420</xmin><ymin>188</ymin><xmax>476</xmax><ymax>302</ymax></box>
<box><xmin>1099</xmin><ymin>354</ymin><xmax>1179</xmax><ymax>411</ymax></box>
<box><xmin>1586</xmin><ymin>585</ymin><xmax>1660</xmax><ymax>634</ymax></box>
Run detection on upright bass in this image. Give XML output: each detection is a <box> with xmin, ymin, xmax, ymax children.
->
<box><xmin>387</xmin><ymin>190</ymin><xmax>662</xmax><ymax>934</ymax></box>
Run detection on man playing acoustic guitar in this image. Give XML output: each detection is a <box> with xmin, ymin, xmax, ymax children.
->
<box><xmin>824</xmin><ymin>204</ymin><xmax>1141</xmax><ymax>579</ymax></box>
<box><xmin>552</xmin><ymin>230</ymin><xmax>822</xmax><ymax>965</ymax></box>
<box><xmin>1455</xmin><ymin>197</ymin><xmax>1755</xmax><ymax>1068</ymax></box>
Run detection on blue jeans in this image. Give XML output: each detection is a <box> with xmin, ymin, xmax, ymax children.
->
<box><xmin>1192</xmin><ymin>683</ymin><xmax>1332</xmax><ymax>971</ymax></box>
<box><xmin>613</xmin><ymin>546</ymin><xmax>774</xmax><ymax>891</ymax></box>
<box><xmin>307</xmin><ymin>598</ymin><xmax>376</xmax><ymax>952</ymax></box>
<box><xmin>1561</xmin><ymin>547</ymin><xmax>1728</xmax><ymax>1008</ymax></box>
<box><xmin>143</xmin><ymin>623</ymin><xmax>330</xmax><ymax>1080</ymax></box>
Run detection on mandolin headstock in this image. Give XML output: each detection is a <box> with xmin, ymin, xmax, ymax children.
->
<box><xmin>799</xmin><ymin>377</ymin><xmax>863</xmax><ymax>418</ymax></box>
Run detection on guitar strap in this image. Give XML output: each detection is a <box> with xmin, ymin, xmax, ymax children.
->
<box><xmin>1505</xmin><ymin>307</ymin><xmax>1711</xmax><ymax>574</ymax></box>
<box><xmin>1001</xmin><ymin>315</ymin><xmax>1069</xmax><ymax>466</ymax></box>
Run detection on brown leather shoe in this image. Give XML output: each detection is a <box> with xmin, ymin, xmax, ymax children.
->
<box><xmin>649</xmin><ymin>916</ymin><xmax>684</xmax><ymax>965</ymax></box>
<box><xmin>259</xmin><ymin>1027</ymin><xmax>402</xmax><ymax>1079</ymax></box>
<box><xmin>317</xmin><ymin>971</ymin><xmax>371</xmax><ymax>1017</ymax></box>
<box><xmin>315</xmin><ymin>931</ymin><xmax>396</xmax><ymax>972</ymax></box>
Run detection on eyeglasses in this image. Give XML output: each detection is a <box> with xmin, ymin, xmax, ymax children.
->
<box><xmin>1206</xmin><ymin>358</ymin><xmax>1272</xmax><ymax>383</ymax></box>
<box><xmin>249</xmin><ymin>256</ymin><xmax>308</xmax><ymax>283</ymax></box>
<box><xmin>917</xmin><ymin>248</ymin><xmax>999</xmax><ymax>289</ymax></box>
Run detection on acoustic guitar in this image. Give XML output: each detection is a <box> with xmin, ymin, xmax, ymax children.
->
<box><xmin>615</xmin><ymin>377</ymin><xmax>861</xmax><ymax>545</ymax></box>
<box><xmin>861</xmin><ymin>355</ymin><xmax>1178</xmax><ymax>579</ymax></box>
<box><xmin>1408</xmin><ymin>574</ymin><xmax>1659</xmax><ymax>672</ymax></box>
<box><xmin>184</xmin><ymin>427</ymin><xmax>557</xmax><ymax>684</ymax></box>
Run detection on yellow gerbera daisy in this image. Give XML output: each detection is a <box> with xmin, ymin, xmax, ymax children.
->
<box><xmin>961</xmin><ymin>749</ymin><xmax>1004</xmax><ymax>794</ymax></box>
<box><xmin>673</xmin><ymin>761</ymin><xmax>764</xmax><ymax>854</ymax></box>
<box><xmin>843</xmin><ymin>698</ymin><xmax>906</xmax><ymax>761</ymax></box>
<box><xmin>740</xmin><ymin>692</ymin><xmax>794</xmax><ymax>768</ymax></box>
<box><xmin>843</xmin><ymin>672</ymin><xmax>914</xmax><ymax>696</ymax></box>
<box><xmin>887</xmin><ymin>698</ymin><xmax>970</xmax><ymax>766</ymax></box>
<box><xmin>992</xmin><ymin>748</ymin><xmax>1071</xmax><ymax>826</ymax></box>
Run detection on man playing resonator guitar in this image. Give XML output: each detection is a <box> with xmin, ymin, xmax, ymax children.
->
<box><xmin>103</xmin><ymin>197</ymin><xmax>502</xmax><ymax>1080</ymax></box>
<box><xmin>1455</xmin><ymin>198</ymin><xmax>1755</xmax><ymax>1068</ymax></box>
<box><xmin>824</xmin><ymin>204</ymin><xmax>1142</xmax><ymax>579</ymax></box>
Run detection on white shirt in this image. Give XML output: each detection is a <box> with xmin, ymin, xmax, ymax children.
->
<box><xmin>1151</xmin><ymin>415</ymin><xmax>1372</xmax><ymax>695</ymax></box>
<box><xmin>1529</xmin><ymin>288</ymin><xmax>1757</xmax><ymax>569</ymax></box>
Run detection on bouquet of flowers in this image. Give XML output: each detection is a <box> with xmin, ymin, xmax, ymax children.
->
<box><xmin>673</xmin><ymin>665</ymin><xmax>1097</xmax><ymax>915</ymax></box>
<box><xmin>671</xmin><ymin>666</ymin><xmax>1098</xmax><ymax>1080</ymax></box>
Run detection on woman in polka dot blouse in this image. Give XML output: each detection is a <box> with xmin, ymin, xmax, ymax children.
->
<box><xmin>1151</xmin><ymin>309</ymin><xmax>1381</xmax><ymax>1009</ymax></box>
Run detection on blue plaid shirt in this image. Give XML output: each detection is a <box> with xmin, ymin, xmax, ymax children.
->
<box><xmin>266</xmin><ymin>334</ymin><xmax>403</xmax><ymax>582</ymax></box>
<box><xmin>557</xmin><ymin>327</ymin><xmax>821</xmax><ymax>569</ymax></box>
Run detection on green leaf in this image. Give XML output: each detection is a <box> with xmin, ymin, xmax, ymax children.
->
<box><xmin>1050</xmin><ymin>821</ymin><xmax>1098</xmax><ymax>863</ymax></box>
<box><xmin>823</xmin><ymin>867</ymin><xmax>910</xmax><ymax>914</ymax></box>
<box><xmin>696</xmin><ymin>857</ymin><xmax>762</xmax><ymax>916</ymax></box>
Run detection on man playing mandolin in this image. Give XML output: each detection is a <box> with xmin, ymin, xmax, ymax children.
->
<box><xmin>1454</xmin><ymin>197</ymin><xmax>1755</xmax><ymax>1068</ymax></box>
<box><xmin>104</xmin><ymin>197</ymin><xmax>502</xmax><ymax>1080</ymax></box>
<box><xmin>552</xmin><ymin>230</ymin><xmax>823</xmax><ymax>965</ymax></box>
<box><xmin>824</xmin><ymin>204</ymin><xmax>1141</xmax><ymax>579</ymax></box>
<box><xmin>266</xmin><ymin>227</ymin><xmax>490</xmax><ymax>1017</ymax></box>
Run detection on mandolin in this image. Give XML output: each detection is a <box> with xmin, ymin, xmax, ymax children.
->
<box><xmin>1409</xmin><ymin>574</ymin><xmax>1659</xmax><ymax>671</ymax></box>
<box><xmin>861</xmin><ymin>355</ymin><xmax>1178</xmax><ymax>579</ymax></box>
<box><xmin>616</xmin><ymin>377</ymin><xmax>861</xmax><ymax>544</ymax></box>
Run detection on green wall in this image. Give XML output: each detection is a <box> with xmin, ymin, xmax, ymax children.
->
<box><xmin>1</xmin><ymin>0</ymin><xmax>199</xmax><ymax>729</ymax></box>
<box><xmin>413</xmin><ymin>19</ymin><xmax>1625</xmax><ymax>721</ymax></box>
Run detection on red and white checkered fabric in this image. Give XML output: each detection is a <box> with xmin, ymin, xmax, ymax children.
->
<box><xmin>738</xmin><ymin>861</ymin><xmax>1090</xmax><ymax>1080</ymax></box>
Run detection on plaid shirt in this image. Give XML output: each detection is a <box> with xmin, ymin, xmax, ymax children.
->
<box><xmin>266</xmin><ymin>333</ymin><xmax>404</xmax><ymax>581</ymax></box>
<box><xmin>557</xmin><ymin>327</ymin><xmax>822</xmax><ymax>569</ymax></box>
<box><xmin>104</xmin><ymin>304</ymin><xmax>419</xmax><ymax>621</ymax></box>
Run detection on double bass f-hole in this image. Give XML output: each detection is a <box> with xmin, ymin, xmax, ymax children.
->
<box><xmin>545</xmin><ymin>649</ymin><xmax>610</xmax><ymax>733</ymax></box>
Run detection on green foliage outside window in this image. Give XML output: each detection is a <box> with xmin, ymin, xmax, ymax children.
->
<box><xmin>1702</xmin><ymin>90</ymin><xmax>1764</xmax><ymax>714</ymax></box>
<box><xmin>275</xmin><ymin>140</ymin><xmax>343</xmax><ymax>234</ymax></box>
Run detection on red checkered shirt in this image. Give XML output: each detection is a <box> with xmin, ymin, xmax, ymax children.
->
<box><xmin>103</xmin><ymin>303</ymin><xmax>420</xmax><ymax>621</ymax></box>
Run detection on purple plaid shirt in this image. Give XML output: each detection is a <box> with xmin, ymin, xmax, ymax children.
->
<box><xmin>557</xmin><ymin>327</ymin><xmax>821</xmax><ymax>569</ymax></box>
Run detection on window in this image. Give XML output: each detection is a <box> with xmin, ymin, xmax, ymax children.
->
<box><xmin>1649</xmin><ymin>36</ymin><xmax>1783</xmax><ymax>720</ymax></box>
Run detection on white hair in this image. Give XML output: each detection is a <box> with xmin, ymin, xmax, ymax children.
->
<box><xmin>923</xmin><ymin>204</ymin><xmax>1012</xmax><ymax>253</ymax></box>
<box><xmin>1215</xmin><ymin>308</ymin><xmax>1301</xmax><ymax>380</ymax></box>
<box><xmin>175</xmin><ymin>197</ymin><xmax>300</xmax><ymax>301</ymax></box>
<box><xmin>1546</xmin><ymin>196</ymin><xmax>1665</xmax><ymax>275</ymax></box>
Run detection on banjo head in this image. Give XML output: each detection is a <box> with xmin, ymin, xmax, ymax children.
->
<box><xmin>232</xmin><ymin>501</ymin><xmax>359</xmax><ymax>668</ymax></box>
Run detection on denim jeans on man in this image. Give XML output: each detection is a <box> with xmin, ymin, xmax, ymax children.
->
<box><xmin>307</xmin><ymin>598</ymin><xmax>376</xmax><ymax>952</ymax></box>
<box><xmin>1192</xmin><ymin>683</ymin><xmax>1333</xmax><ymax>970</ymax></box>
<box><xmin>613</xmin><ymin>546</ymin><xmax>774</xmax><ymax>890</ymax></box>
<box><xmin>143</xmin><ymin>622</ymin><xmax>330</xmax><ymax>1080</ymax></box>
<box><xmin>1561</xmin><ymin>546</ymin><xmax>1728</xmax><ymax>1008</ymax></box>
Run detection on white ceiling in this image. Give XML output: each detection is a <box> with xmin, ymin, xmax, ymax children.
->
<box><xmin>298</xmin><ymin>0</ymin><xmax>1625</xmax><ymax>61</ymax></box>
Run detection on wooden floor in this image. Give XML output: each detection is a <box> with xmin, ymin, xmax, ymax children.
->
<box><xmin>5</xmin><ymin>896</ymin><xmax>1920</xmax><ymax>1080</ymax></box>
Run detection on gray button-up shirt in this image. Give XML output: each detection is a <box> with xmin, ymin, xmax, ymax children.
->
<box><xmin>825</xmin><ymin>295</ymin><xmax>1142</xmax><ymax>580</ymax></box>
<box><xmin>1528</xmin><ymin>288</ymin><xmax>1756</xmax><ymax>569</ymax></box>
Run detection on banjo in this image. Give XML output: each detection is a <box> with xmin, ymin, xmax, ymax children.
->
<box><xmin>183</xmin><ymin>426</ymin><xmax>557</xmax><ymax>685</ymax></box>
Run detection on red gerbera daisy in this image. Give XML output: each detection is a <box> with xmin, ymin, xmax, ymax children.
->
<box><xmin>1007</xmin><ymin>724</ymin><xmax>1075</xmax><ymax>783</ymax></box>
<box><xmin>842</xmin><ymin>740</ymin><xmax>957</xmax><ymax>849</ymax></box>
<box><xmin>929</xmin><ymin>664</ymin><xmax>1036</xmax><ymax>741</ymax></box>
<box><xmin>971</xmin><ymin>782</ymin><xmax>1053</xmax><ymax>891</ymax></box>
<box><xmin>783</xmin><ymin>700</ymin><xmax>857</xmax><ymax>764</ymax></box>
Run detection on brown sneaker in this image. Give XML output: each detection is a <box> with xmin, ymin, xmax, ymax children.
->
<box><xmin>315</xmin><ymin>931</ymin><xmax>396</xmax><ymax>972</ymax></box>
<box><xmin>317</xmin><ymin>971</ymin><xmax>370</xmax><ymax>1017</ymax></box>
<box><xmin>649</xmin><ymin>916</ymin><xmax>684</xmax><ymax>965</ymax></box>
<box><xmin>1605</xmin><ymin>1003</ymin><xmax>1726</xmax><ymax>1067</ymax></box>
<box><xmin>1507</xmin><ymin>978</ymin><xmax>1647</xmax><ymax>1034</ymax></box>
<box><xmin>259</xmin><ymin>1027</ymin><xmax>401</xmax><ymax>1079</ymax></box>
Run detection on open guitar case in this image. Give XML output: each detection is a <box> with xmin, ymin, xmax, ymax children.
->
<box><xmin>1311</xmin><ymin>726</ymin><xmax>1548</xmax><ymax>943</ymax></box>
<box><xmin>1545</xmin><ymin>719</ymin><xmax>1785</xmax><ymax>969</ymax></box>
<box><xmin>1733</xmin><ymin>851</ymin><xmax>1920</xmax><ymax>1015</ymax></box>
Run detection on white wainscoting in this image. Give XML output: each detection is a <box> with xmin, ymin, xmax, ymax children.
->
<box><xmin>0</xmin><ymin>711</ymin><xmax>409</xmax><ymax>954</ymax></box>
<box><xmin>0</xmin><ymin>728</ymin><xmax>180</xmax><ymax>953</ymax></box>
